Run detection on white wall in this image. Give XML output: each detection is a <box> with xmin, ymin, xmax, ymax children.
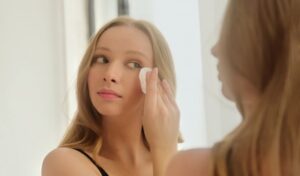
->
<box><xmin>63</xmin><ymin>0</ymin><xmax>89</xmax><ymax>120</ymax></box>
<box><xmin>0</xmin><ymin>0</ymin><xmax>67</xmax><ymax>175</ymax></box>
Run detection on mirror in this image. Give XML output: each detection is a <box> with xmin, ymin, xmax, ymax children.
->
<box><xmin>0</xmin><ymin>0</ymin><xmax>240</xmax><ymax>176</ymax></box>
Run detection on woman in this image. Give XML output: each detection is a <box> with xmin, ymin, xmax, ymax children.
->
<box><xmin>42</xmin><ymin>16</ymin><xmax>181</xmax><ymax>176</ymax></box>
<box><xmin>167</xmin><ymin>0</ymin><xmax>300</xmax><ymax>175</ymax></box>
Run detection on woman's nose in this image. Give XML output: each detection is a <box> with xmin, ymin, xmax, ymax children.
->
<box><xmin>103</xmin><ymin>64</ymin><xmax>121</xmax><ymax>84</ymax></box>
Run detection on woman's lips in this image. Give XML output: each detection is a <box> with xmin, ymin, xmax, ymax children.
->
<box><xmin>98</xmin><ymin>93</ymin><xmax>119</xmax><ymax>100</ymax></box>
<box><xmin>97</xmin><ymin>89</ymin><xmax>122</xmax><ymax>100</ymax></box>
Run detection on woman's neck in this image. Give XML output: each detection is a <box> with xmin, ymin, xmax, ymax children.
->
<box><xmin>99</xmin><ymin>114</ymin><xmax>151</xmax><ymax>167</ymax></box>
<box><xmin>240</xmin><ymin>91</ymin><xmax>261</xmax><ymax>119</ymax></box>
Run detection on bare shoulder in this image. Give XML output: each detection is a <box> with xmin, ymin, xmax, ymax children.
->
<box><xmin>166</xmin><ymin>148</ymin><xmax>211</xmax><ymax>176</ymax></box>
<box><xmin>42</xmin><ymin>147</ymin><xmax>100</xmax><ymax>176</ymax></box>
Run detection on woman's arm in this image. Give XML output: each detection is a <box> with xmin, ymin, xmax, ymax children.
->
<box><xmin>142</xmin><ymin>68</ymin><xmax>180</xmax><ymax>176</ymax></box>
<box><xmin>166</xmin><ymin>149</ymin><xmax>211</xmax><ymax>176</ymax></box>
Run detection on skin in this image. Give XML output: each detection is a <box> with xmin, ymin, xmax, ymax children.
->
<box><xmin>42</xmin><ymin>25</ymin><xmax>179</xmax><ymax>176</ymax></box>
<box><xmin>166</xmin><ymin>41</ymin><xmax>261</xmax><ymax>176</ymax></box>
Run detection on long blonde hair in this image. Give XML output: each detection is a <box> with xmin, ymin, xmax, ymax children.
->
<box><xmin>59</xmin><ymin>16</ymin><xmax>177</xmax><ymax>155</ymax></box>
<box><xmin>212</xmin><ymin>0</ymin><xmax>300</xmax><ymax>175</ymax></box>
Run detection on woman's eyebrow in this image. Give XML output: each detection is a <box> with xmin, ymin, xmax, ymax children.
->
<box><xmin>94</xmin><ymin>47</ymin><xmax>151</xmax><ymax>61</ymax></box>
<box><xmin>126</xmin><ymin>50</ymin><xmax>150</xmax><ymax>60</ymax></box>
<box><xmin>95</xmin><ymin>46</ymin><xmax>111</xmax><ymax>51</ymax></box>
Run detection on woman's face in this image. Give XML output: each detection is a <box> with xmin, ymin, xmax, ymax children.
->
<box><xmin>88</xmin><ymin>25</ymin><xmax>153</xmax><ymax>117</ymax></box>
<box><xmin>211</xmin><ymin>41</ymin><xmax>236</xmax><ymax>100</ymax></box>
<box><xmin>211</xmin><ymin>40</ymin><xmax>260</xmax><ymax>103</ymax></box>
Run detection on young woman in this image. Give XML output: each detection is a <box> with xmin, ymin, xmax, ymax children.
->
<box><xmin>167</xmin><ymin>0</ymin><xmax>300</xmax><ymax>175</ymax></box>
<box><xmin>42</xmin><ymin>16</ymin><xmax>181</xmax><ymax>176</ymax></box>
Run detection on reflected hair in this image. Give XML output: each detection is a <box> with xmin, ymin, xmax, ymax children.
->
<box><xmin>211</xmin><ymin>0</ymin><xmax>300</xmax><ymax>176</ymax></box>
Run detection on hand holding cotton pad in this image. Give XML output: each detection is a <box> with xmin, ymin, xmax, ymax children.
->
<box><xmin>139</xmin><ymin>67</ymin><xmax>152</xmax><ymax>94</ymax></box>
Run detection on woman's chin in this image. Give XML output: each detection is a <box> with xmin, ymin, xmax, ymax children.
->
<box><xmin>221</xmin><ymin>85</ymin><xmax>235</xmax><ymax>101</ymax></box>
<box><xmin>97</xmin><ymin>108</ymin><xmax>121</xmax><ymax>118</ymax></box>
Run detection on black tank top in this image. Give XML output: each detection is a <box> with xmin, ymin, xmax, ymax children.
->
<box><xmin>74</xmin><ymin>148</ymin><xmax>109</xmax><ymax>176</ymax></box>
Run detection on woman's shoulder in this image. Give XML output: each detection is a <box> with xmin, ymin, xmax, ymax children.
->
<box><xmin>166</xmin><ymin>148</ymin><xmax>211</xmax><ymax>176</ymax></box>
<box><xmin>42</xmin><ymin>147</ymin><xmax>100</xmax><ymax>176</ymax></box>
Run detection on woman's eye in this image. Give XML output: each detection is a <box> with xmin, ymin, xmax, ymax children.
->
<box><xmin>95</xmin><ymin>56</ymin><xmax>109</xmax><ymax>64</ymax></box>
<box><xmin>127</xmin><ymin>62</ymin><xmax>142</xmax><ymax>69</ymax></box>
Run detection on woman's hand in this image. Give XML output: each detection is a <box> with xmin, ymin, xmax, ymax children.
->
<box><xmin>142</xmin><ymin>68</ymin><xmax>180</xmax><ymax>176</ymax></box>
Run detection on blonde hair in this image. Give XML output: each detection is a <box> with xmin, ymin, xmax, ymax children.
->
<box><xmin>59</xmin><ymin>16</ymin><xmax>178</xmax><ymax>155</ymax></box>
<box><xmin>212</xmin><ymin>0</ymin><xmax>300</xmax><ymax>176</ymax></box>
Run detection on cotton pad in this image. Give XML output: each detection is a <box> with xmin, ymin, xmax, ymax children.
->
<box><xmin>139</xmin><ymin>67</ymin><xmax>152</xmax><ymax>94</ymax></box>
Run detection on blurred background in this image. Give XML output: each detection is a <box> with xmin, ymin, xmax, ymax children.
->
<box><xmin>0</xmin><ymin>0</ymin><xmax>240</xmax><ymax>175</ymax></box>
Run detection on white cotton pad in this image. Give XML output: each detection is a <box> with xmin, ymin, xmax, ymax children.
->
<box><xmin>139</xmin><ymin>67</ymin><xmax>152</xmax><ymax>94</ymax></box>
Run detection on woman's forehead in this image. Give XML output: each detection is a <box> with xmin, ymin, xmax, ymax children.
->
<box><xmin>96</xmin><ymin>26</ymin><xmax>153</xmax><ymax>59</ymax></box>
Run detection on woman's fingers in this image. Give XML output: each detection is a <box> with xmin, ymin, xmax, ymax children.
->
<box><xmin>144</xmin><ymin>67</ymin><xmax>158</xmax><ymax>114</ymax></box>
<box><xmin>142</xmin><ymin>67</ymin><xmax>180</xmax><ymax>152</ymax></box>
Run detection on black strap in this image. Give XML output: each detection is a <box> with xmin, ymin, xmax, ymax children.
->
<box><xmin>73</xmin><ymin>148</ymin><xmax>109</xmax><ymax>176</ymax></box>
